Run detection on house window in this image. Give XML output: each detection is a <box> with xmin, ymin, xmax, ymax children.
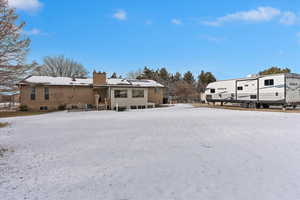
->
<box><xmin>250</xmin><ymin>95</ymin><xmax>257</xmax><ymax>99</ymax></box>
<box><xmin>237</xmin><ymin>86</ymin><xmax>243</xmax><ymax>90</ymax></box>
<box><xmin>155</xmin><ymin>88</ymin><xmax>161</xmax><ymax>93</ymax></box>
<box><xmin>114</xmin><ymin>90</ymin><xmax>128</xmax><ymax>98</ymax></box>
<box><xmin>264</xmin><ymin>79</ymin><xmax>274</xmax><ymax>86</ymax></box>
<box><xmin>132</xmin><ymin>89</ymin><xmax>144</xmax><ymax>98</ymax></box>
<box><xmin>210</xmin><ymin>89</ymin><xmax>215</xmax><ymax>93</ymax></box>
<box><xmin>30</xmin><ymin>88</ymin><xmax>36</xmax><ymax>100</ymax></box>
<box><xmin>40</xmin><ymin>106</ymin><xmax>48</xmax><ymax>111</ymax></box>
<box><xmin>44</xmin><ymin>88</ymin><xmax>49</xmax><ymax>100</ymax></box>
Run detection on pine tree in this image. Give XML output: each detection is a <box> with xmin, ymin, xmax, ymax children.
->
<box><xmin>111</xmin><ymin>72</ymin><xmax>117</xmax><ymax>78</ymax></box>
<box><xmin>259</xmin><ymin>67</ymin><xmax>291</xmax><ymax>75</ymax></box>
<box><xmin>183</xmin><ymin>71</ymin><xmax>195</xmax><ymax>85</ymax></box>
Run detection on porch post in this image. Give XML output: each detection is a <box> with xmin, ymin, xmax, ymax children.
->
<box><xmin>95</xmin><ymin>94</ymin><xmax>100</xmax><ymax>110</ymax></box>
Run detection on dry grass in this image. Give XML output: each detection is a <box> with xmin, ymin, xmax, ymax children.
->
<box><xmin>0</xmin><ymin>147</ymin><xmax>9</xmax><ymax>157</ymax></box>
<box><xmin>0</xmin><ymin>122</ymin><xmax>9</xmax><ymax>128</ymax></box>
<box><xmin>193</xmin><ymin>103</ymin><xmax>300</xmax><ymax>113</ymax></box>
<box><xmin>0</xmin><ymin>111</ymin><xmax>54</xmax><ymax>118</ymax></box>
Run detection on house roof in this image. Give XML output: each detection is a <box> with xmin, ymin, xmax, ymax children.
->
<box><xmin>19</xmin><ymin>76</ymin><xmax>164</xmax><ymax>88</ymax></box>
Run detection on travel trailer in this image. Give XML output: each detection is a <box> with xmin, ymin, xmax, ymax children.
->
<box><xmin>205</xmin><ymin>73</ymin><xmax>300</xmax><ymax>109</ymax></box>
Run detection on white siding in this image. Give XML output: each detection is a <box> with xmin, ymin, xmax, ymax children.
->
<box><xmin>286</xmin><ymin>76</ymin><xmax>300</xmax><ymax>103</ymax></box>
<box><xmin>237</xmin><ymin>79</ymin><xmax>258</xmax><ymax>101</ymax></box>
<box><xmin>205</xmin><ymin>80</ymin><xmax>236</xmax><ymax>101</ymax></box>
<box><xmin>258</xmin><ymin>75</ymin><xmax>285</xmax><ymax>102</ymax></box>
<box><xmin>110</xmin><ymin>88</ymin><xmax>148</xmax><ymax>109</ymax></box>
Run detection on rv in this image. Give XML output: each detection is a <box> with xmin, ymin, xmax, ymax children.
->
<box><xmin>205</xmin><ymin>73</ymin><xmax>300</xmax><ymax>109</ymax></box>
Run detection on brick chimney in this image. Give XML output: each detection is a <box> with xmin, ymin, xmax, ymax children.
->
<box><xmin>93</xmin><ymin>71</ymin><xmax>107</xmax><ymax>85</ymax></box>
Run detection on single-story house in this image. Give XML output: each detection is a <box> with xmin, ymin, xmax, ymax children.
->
<box><xmin>18</xmin><ymin>71</ymin><xmax>165</xmax><ymax>111</ymax></box>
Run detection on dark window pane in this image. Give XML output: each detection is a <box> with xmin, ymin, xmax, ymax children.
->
<box><xmin>132</xmin><ymin>90</ymin><xmax>144</xmax><ymax>98</ymax></box>
<box><xmin>114</xmin><ymin>90</ymin><xmax>128</xmax><ymax>98</ymax></box>
<box><xmin>30</xmin><ymin>88</ymin><xmax>36</xmax><ymax>100</ymax></box>
<box><xmin>44</xmin><ymin>88</ymin><xmax>49</xmax><ymax>100</ymax></box>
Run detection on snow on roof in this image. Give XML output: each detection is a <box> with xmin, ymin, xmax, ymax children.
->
<box><xmin>21</xmin><ymin>76</ymin><xmax>92</xmax><ymax>86</ymax></box>
<box><xmin>0</xmin><ymin>85</ymin><xmax>13</xmax><ymax>90</ymax></box>
<box><xmin>128</xmin><ymin>79</ymin><xmax>164</xmax><ymax>87</ymax></box>
<box><xmin>106</xmin><ymin>78</ymin><xmax>130</xmax><ymax>85</ymax></box>
<box><xmin>0</xmin><ymin>91</ymin><xmax>20</xmax><ymax>96</ymax></box>
<box><xmin>20</xmin><ymin>76</ymin><xmax>164</xmax><ymax>88</ymax></box>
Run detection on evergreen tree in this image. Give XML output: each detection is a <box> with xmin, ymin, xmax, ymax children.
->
<box><xmin>111</xmin><ymin>72</ymin><xmax>117</xmax><ymax>78</ymax></box>
<box><xmin>259</xmin><ymin>66</ymin><xmax>291</xmax><ymax>75</ymax></box>
<box><xmin>183</xmin><ymin>71</ymin><xmax>195</xmax><ymax>85</ymax></box>
<box><xmin>197</xmin><ymin>70</ymin><xmax>216</xmax><ymax>92</ymax></box>
<box><xmin>173</xmin><ymin>72</ymin><xmax>182</xmax><ymax>81</ymax></box>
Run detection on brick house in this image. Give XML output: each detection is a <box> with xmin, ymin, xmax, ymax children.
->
<box><xmin>18</xmin><ymin>72</ymin><xmax>164</xmax><ymax>111</ymax></box>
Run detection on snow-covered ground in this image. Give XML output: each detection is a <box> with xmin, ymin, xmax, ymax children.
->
<box><xmin>1</xmin><ymin>104</ymin><xmax>300</xmax><ymax>200</ymax></box>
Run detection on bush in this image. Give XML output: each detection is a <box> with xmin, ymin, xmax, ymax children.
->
<box><xmin>58</xmin><ymin>104</ymin><xmax>66</xmax><ymax>110</ymax></box>
<box><xmin>19</xmin><ymin>105</ymin><xmax>28</xmax><ymax>111</ymax></box>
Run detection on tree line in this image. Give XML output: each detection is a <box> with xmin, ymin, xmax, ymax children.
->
<box><xmin>128</xmin><ymin>67</ymin><xmax>216</xmax><ymax>102</ymax></box>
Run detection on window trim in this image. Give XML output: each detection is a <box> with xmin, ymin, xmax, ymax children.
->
<box><xmin>44</xmin><ymin>87</ymin><xmax>49</xmax><ymax>100</ymax></box>
<box><xmin>30</xmin><ymin>88</ymin><xmax>36</xmax><ymax>100</ymax></box>
<box><xmin>132</xmin><ymin>89</ymin><xmax>145</xmax><ymax>98</ymax></box>
<box><xmin>264</xmin><ymin>79</ymin><xmax>274</xmax><ymax>86</ymax></box>
<box><xmin>114</xmin><ymin>89</ymin><xmax>128</xmax><ymax>98</ymax></box>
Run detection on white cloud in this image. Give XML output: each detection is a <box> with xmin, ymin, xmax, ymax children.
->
<box><xmin>279</xmin><ymin>11</ymin><xmax>297</xmax><ymax>25</ymax></box>
<box><xmin>203</xmin><ymin>7</ymin><xmax>281</xmax><ymax>26</ymax></box>
<box><xmin>22</xmin><ymin>28</ymin><xmax>41</xmax><ymax>36</ymax></box>
<box><xmin>171</xmin><ymin>19</ymin><xmax>182</xmax><ymax>25</ymax></box>
<box><xmin>8</xmin><ymin>0</ymin><xmax>42</xmax><ymax>12</ymax></box>
<box><xmin>113</xmin><ymin>10</ymin><xmax>127</xmax><ymax>21</ymax></box>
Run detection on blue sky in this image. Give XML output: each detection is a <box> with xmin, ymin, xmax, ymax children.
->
<box><xmin>10</xmin><ymin>0</ymin><xmax>300</xmax><ymax>79</ymax></box>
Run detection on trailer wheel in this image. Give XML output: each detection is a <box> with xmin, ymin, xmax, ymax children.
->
<box><xmin>255</xmin><ymin>103</ymin><xmax>261</xmax><ymax>109</ymax></box>
<box><xmin>262</xmin><ymin>104</ymin><xmax>269</xmax><ymax>109</ymax></box>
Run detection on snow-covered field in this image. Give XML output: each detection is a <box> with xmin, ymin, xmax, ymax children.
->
<box><xmin>1</xmin><ymin>104</ymin><xmax>300</xmax><ymax>200</ymax></box>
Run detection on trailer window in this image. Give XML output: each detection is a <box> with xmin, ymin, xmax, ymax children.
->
<box><xmin>264</xmin><ymin>79</ymin><xmax>274</xmax><ymax>86</ymax></box>
<box><xmin>210</xmin><ymin>89</ymin><xmax>215</xmax><ymax>93</ymax></box>
<box><xmin>237</xmin><ymin>86</ymin><xmax>243</xmax><ymax>90</ymax></box>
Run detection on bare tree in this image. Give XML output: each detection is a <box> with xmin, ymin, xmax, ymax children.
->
<box><xmin>0</xmin><ymin>0</ymin><xmax>31</xmax><ymax>86</ymax></box>
<box><xmin>0</xmin><ymin>62</ymin><xmax>38</xmax><ymax>87</ymax></box>
<box><xmin>126</xmin><ymin>68</ymin><xmax>143</xmax><ymax>79</ymax></box>
<box><xmin>35</xmin><ymin>55</ymin><xmax>88</xmax><ymax>78</ymax></box>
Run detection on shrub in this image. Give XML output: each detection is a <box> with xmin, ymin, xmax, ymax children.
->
<box><xmin>58</xmin><ymin>104</ymin><xmax>66</xmax><ymax>110</ymax></box>
<box><xmin>19</xmin><ymin>105</ymin><xmax>28</xmax><ymax>111</ymax></box>
<box><xmin>0</xmin><ymin>147</ymin><xmax>8</xmax><ymax>157</ymax></box>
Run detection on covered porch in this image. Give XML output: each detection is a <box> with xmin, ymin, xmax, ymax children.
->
<box><xmin>93</xmin><ymin>87</ymin><xmax>110</xmax><ymax>110</ymax></box>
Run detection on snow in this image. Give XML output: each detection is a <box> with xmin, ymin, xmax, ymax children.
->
<box><xmin>21</xmin><ymin>76</ymin><xmax>164</xmax><ymax>87</ymax></box>
<box><xmin>22</xmin><ymin>76</ymin><xmax>93</xmax><ymax>86</ymax></box>
<box><xmin>1</xmin><ymin>104</ymin><xmax>300</xmax><ymax>200</ymax></box>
